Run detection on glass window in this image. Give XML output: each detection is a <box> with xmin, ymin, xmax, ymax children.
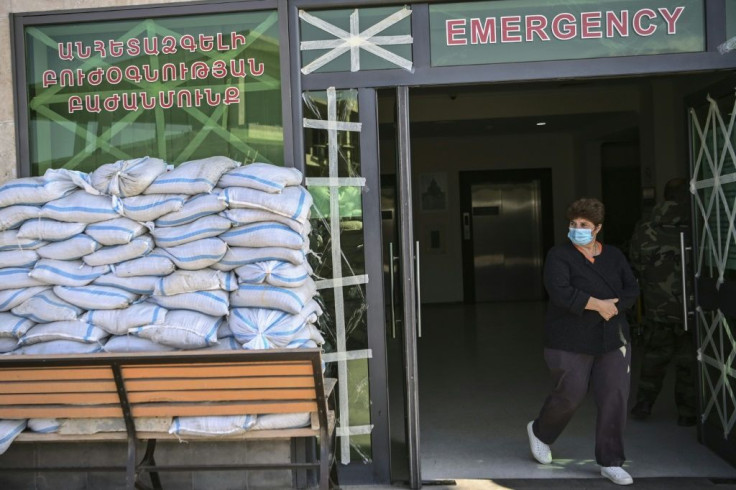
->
<box><xmin>299</xmin><ymin>6</ymin><xmax>412</xmax><ymax>74</ymax></box>
<box><xmin>24</xmin><ymin>11</ymin><xmax>282</xmax><ymax>175</ymax></box>
<box><xmin>303</xmin><ymin>89</ymin><xmax>372</xmax><ymax>463</ymax></box>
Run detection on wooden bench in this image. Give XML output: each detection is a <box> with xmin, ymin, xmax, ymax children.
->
<box><xmin>0</xmin><ymin>348</ymin><xmax>336</xmax><ymax>489</ymax></box>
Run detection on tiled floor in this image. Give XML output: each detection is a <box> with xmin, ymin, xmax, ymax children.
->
<box><xmin>382</xmin><ymin>302</ymin><xmax>736</xmax><ymax>486</ymax></box>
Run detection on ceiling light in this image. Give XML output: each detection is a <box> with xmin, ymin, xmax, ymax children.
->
<box><xmin>536</xmin><ymin>121</ymin><xmax>547</xmax><ymax>126</ymax></box>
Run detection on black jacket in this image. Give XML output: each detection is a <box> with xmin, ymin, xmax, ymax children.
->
<box><xmin>543</xmin><ymin>242</ymin><xmax>639</xmax><ymax>355</ymax></box>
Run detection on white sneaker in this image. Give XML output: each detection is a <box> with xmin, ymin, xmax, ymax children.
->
<box><xmin>600</xmin><ymin>466</ymin><xmax>633</xmax><ymax>485</ymax></box>
<box><xmin>526</xmin><ymin>421</ymin><xmax>552</xmax><ymax>464</ymax></box>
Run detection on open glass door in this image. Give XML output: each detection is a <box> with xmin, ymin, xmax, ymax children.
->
<box><xmin>379</xmin><ymin>86</ymin><xmax>422</xmax><ymax>488</ymax></box>
<box><xmin>688</xmin><ymin>78</ymin><xmax>736</xmax><ymax>465</ymax></box>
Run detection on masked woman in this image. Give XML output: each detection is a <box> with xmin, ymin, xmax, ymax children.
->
<box><xmin>526</xmin><ymin>198</ymin><xmax>639</xmax><ymax>486</ymax></box>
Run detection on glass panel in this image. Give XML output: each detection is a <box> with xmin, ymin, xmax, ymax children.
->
<box><xmin>299</xmin><ymin>6</ymin><xmax>412</xmax><ymax>74</ymax></box>
<box><xmin>691</xmin><ymin>91</ymin><xmax>736</xmax><ymax>444</ymax></box>
<box><xmin>303</xmin><ymin>89</ymin><xmax>372</xmax><ymax>463</ymax></box>
<box><xmin>303</xmin><ymin>90</ymin><xmax>361</xmax><ymax>178</ymax></box>
<box><xmin>25</xmin><ymin>11</ymin><xmax>282</xmax><ymax>175</ymax></box>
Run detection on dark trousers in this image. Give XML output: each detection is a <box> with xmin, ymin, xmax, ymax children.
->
<box><xmin>635</xmin><ymin>322</ymin><xmax>697</xmax><ymax>417</ymax></box>
<box><xmin>532</xmin><ymin>346</ymin><xmax>631</xmax><ymax>467</ymax></box>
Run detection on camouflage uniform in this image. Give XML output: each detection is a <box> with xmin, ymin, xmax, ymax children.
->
<box><xmin>629</xmin><ymin>200</ymin><xmax>697</xmax><ymax>418</ymax></box>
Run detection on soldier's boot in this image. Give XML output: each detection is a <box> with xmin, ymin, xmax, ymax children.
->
<box><xmin>630</xmin><ymin>400</ymin><xmax>653</xmax><ymax>420</ymax></box>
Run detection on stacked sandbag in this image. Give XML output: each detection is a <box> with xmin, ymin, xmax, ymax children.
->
<box><xmin>0</xmin><ymin>157</ymin><xmax>325</xmax><ymax>445</ymax></box>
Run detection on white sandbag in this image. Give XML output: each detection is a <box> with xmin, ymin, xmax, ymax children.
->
<box><xmin>149</xmin><ymin>290</ymin><xmax>229</xmax><ymax>317</ymax></box>
<box><xmin>84</xmin><ymin>217</ymin><xmax>148</xmax><ymax>246</ymax></box>
<box><xmin>169</xmin><ymin>414</ymin><xmax>256</xmax><ymax>437</ymax></box>
<box><xmin>211</xmin><ymin>247</ymin><xmax>307</xmax><ymax>271</ymax></box>
<box><xmin>113</xmin><ymin>255</ymin><xmax>175</xmax><ymax>277</ymax></box>
<box><xmin>217</xmin><ymin>163</ymin><xmax>303</xmax><ymax>193</ymax></box>
<box><xmin>82</xmin><ymin>235</ymin><xmax>154</xmax><ymax>267</ymax></box>
<box><xmin>27</xmin><ymin>419</ymin><xmax>60</xmax><ymax>433</ymax></box>
<box><xmin>14</xmin><ymin>339</ymin><xmax>103</xmax><ymax>355</ymax></box>
<box><xmin>152</xmin><ymin>215</ymin><xmax>231</xmax><ymax>247</ymax></box>
<box><xmin>41</xmin><ymin>190</ymin><xmax>119</xmax><ymax>223</ymax></box>
<box><xmin>0</xmin><ymin>230</ymin><xmax>47</xmax><ymax>251</ymax></box>
<box><xmin>54</xmin><ymin>285</ymin><xmax>139</xmax><ymax>310</ymax></box>
<box><xmin>0</xmin><ymin>312</ymin><xmax>35</xmax><ymax>338</ymax></box>
<box><xmin>229</xmin><ymin>300</ymin><xmax>322</xmax><ymax>348</ymax></box>
<box><xmin>0</xmin><ymin>268</ymin><xmax>47</xmax><ymax>290</ymax></box>
<box><xmin>18</xmin><ymin>320</ymin><xmax>109</xmax><ymax>346</ymax></box>
<box><xmin>0</xmin><ymin>205</ymin><xmax>40</xmax><ymax>231</ymax></box>
<box><xmin>0</xmin><ymin>175</ymin><xmax>77</xmax><ymax>207</ymax></box>
<box><xmin>0</xmin><ymin>337</ymin><xmax>18</xmax><ymax>353</ymax></box>
<box><xmin>129</xmin><ymin>310</ymin><xmax>223</xmax><ymax>349</ymax></box>
<box><xmin>0</xmin><ymin>420</ymin><xmax>27</xmax><ymax>455</ymax></box>
<box><xmin>36</xmin><ymin>234</ymin><xmax>100</xmax><ymax>260</ymax></box>
<box><xmin>159</xmin><ymin>238</ymin><xmax>227</xmax><ymax>270</ymax></box>
<box><xmin>219</xmin><ymin>186</ymin><xmax>312</xmax><ymax>224</ymax></box>
<box><xmin>83</xmin><ymin>302</ymin><xmax>167</xmax><ymax>335</ymax></box>
<box><xmin>90</xmin><ymin>156</ymin><xmax>168</xmax><ymax>197</ymax></box>
<box><xmin>235</xmin><ymin>261</ymin><xmax>310</xmax><ymax>288</ymax></box>
<box><xmin>102</xmin><ymin>335</ymin><xmax>175</xmax><ymax>353</ymax></box>
<box><xmin>220</xmin><ymin>222</ymin><xmax>304</xmax><ymax>250</ymax></box>
<box><xmin>155</xmin><ymin>193</ymin><xmax>227</xmax><ymax>227</ymax></box>
<box><xmin>11</xmin><ymin>290</ymin><xmax>83</xmax><ymax>323</ymax></box>
<box><xmin>0</xmin><ymin>250</ymin><xmax>39</xmax><ymax>268</ymax></box>
<box><xmin>58</xmin><ymin>417</ymin><xmax>171</xmax><ymax>435</ymax></box>
<box><xmin>115</xmin><ymin>194</ymin><xmax>185</xmax><ymax>222</ymax></box>
<box><xmin>43</xmin><ymin>168</ymin><xmax>100</xmax><ymax>195</ymax></box>
<box><xmin>221</xmin><ymin>208</ymin><xmax>308</xmax><ymax>234</ymax></box>
<box><xmin>17</xmin><ymin>220</ymin><xmax>86</xmax><ymax>242</ymax></box>
<box><xmin>93</xmin><ymin>273</ymin><xmax>159</xmax><ymax>295</ymax></box>
<box><xmin>218</xmin><ymin>321</ymin><xmax>233</xmax><ymax>339</ymax></box>
<box><xmin>153</xmin><ymin>269</ymin><xmax>236</xmax><ymax>296</ymax></box>
<box><xmin>144</xmin><ymin>156</ymin><xmax>238</xmax><ymax>195</ymax></box>
<box><xmin>286</xmin><ymin>338</ymin><xmax>321</xmax><ymax>349</ymax></box>
<box><xmin>201</xmin><ymin>336</ymin><xmax>241</xmax><ymax>351</ymax></box>
<box><xmin>229</xmin><ymin>279</ymin><xmax>317</xmax><ymax>315</ymax></box>
<box><xmin>30</xmin><ymin>259</ymin><xmax>110</xmax><ymax>286</ymax></box>
<box><xmin>251</xmin><ymin>412</ymin><xmax>310</xmax><ymax>431</ymax></box>
<box><xmin>0</xmin><ymin>286</ymin><xmax>49</xmax><ymax>312</ymax></box>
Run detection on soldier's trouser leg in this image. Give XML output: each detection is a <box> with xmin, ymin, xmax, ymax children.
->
<box><xmin>673</xmin><ymin>330</ymin><xmax>697</xmax><ymax>418</ymax></box>
<box><xmin>635</xmin><ymin>323</ymin><xmax>675</xmax><ymax>405</ymax></box>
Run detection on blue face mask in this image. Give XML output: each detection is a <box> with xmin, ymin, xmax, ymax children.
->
<box><xmin>568</xmin><ymin>227</ymin><xmax>594</xmax><ymax>246</ymax></box>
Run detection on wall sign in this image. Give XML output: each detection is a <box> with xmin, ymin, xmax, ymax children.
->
<box><xmin>430</xmin><ymin>0</ymin><xmax>705</xmax><ymax>66</ymax></box>
<box><xmin>24</xmin><ymin>11</ymin><xmax>283</xmax><ymax>175</ymax></box>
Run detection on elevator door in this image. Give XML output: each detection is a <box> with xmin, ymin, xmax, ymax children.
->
<box><xmin>460</xmin><ymin>170</ymin><xmax>551</xmax><ymax>303</ymax></box>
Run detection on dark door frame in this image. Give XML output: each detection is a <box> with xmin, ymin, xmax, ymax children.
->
<box><xmin>459</xmin><ymin>168</ymin><xmax>554</xmax><ymax>304</ymax></box>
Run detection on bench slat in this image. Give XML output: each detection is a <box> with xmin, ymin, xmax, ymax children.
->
<box><xmin>0</xmin><ymin>367</ymin><xmax>112</xmax><ymax>382</ymax></box>
<box><xmin>126</xmin><ymin>376</ymin><xmax>315</xmax><ymax>392</ymax></box>
<box><xmin>128</xmin><ymin>389</ymin><xmax>316</xmax><ymax>404</ymax></box>
<box><xmin>131</xmin><ymin>401</ymin><xmax>318</xmax><ymax>417</ymax></box>
<box><xmin>0</xmin><ymin>380</ymin><xmax>117</xmax><ymax>394</ymax></box>
<box><xmin>122</xmin><ymin>363</ymin><xmax>313</xmax><ymax>379</ymax></box>
<box><xmin>0</xmin><ymin>393</ymin><xmax>118</xmax><ymax>405</ymax></box>
<box><xmin>0</xmin><ymin>405</ymin><xmax>122</xmax><ymax>419</ymax></box>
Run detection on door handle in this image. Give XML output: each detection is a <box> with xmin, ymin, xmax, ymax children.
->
<box><xmin>390</xmin><ymin>242</ymin><xmax>396</xmax><ymax>339</ymax></box>
<box><xmin>680</xmin><ymin>232</ymin><xmax>694</xmax><ymax>332</ymax></box>
<box><xmin>416</xmin><ymin>241</ymin><xmax>422</xmax><ymax>338</ymax></box>
<box><xmin>463</xmin><ymin>212</ymin><xmax>471</xmax><ymax>240</ymax></box>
